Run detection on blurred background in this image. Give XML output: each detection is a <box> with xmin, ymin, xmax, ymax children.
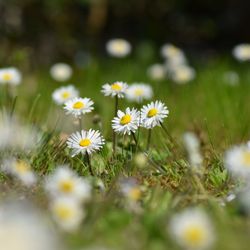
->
<box><xmin>0</xmin><ymin>0</ymin><xmax>249</xmax><ymax>66</ymax></box>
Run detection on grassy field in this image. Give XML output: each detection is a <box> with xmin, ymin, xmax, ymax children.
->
<box><xmin>1</xmin><ymin>57</ymin><xmax>250</xmax><ymax>250</ymax></box>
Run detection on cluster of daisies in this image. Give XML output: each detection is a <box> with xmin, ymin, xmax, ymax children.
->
<box><xmin>104</xmin><ymin>38</ymin><xmax>196</xmax><ymax>84</ymax></box>
<box><xmin>52</xmin><ymin>80</ymin><xmax>169</xmax><ymax>165</ymax></box>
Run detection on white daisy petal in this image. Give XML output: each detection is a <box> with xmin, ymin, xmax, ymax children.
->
<box><xmin>52</xmin><ymin>85</ymin><xmax>79</xmax><ymax>105</ymax></box>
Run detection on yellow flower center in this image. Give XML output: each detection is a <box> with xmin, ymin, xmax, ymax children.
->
<box><xmin>134</xmin><ymin>89</ymin><xmax>144</xmax><ymax>96</ymax></box>
<box><xmin>55</xmin><ymin>205</ymin><xmax>73</xmax><ymax>220</ymax></box>
<box><xmin>183</xmin><ymin>226</ymin><xmax>205</xmax><ymax>246</ymax></box>
<box><xmin>3</xmin><ymin>73</ymin><xmax>12</xmax><ymax>81</ymax></box>
<box><xmin>59</xmin><ymin>180</ymin><xmax>74</xmax><ymax>193</ymax></box>
<box><xmin>147</xmin><ymin>108</ymin><xmax>158</xmax><ymax>117</ymax></box>
<box><xmin>73</xmin><ymin>101</ymin><xmax>84</xmax><ymax>109</ymax></box>
<box><xmin>111</xmin><ymin>83</ymin><xmax>122</xmax><ymax>91</ymax></box>
<box><xmin>242</xmin><ymin>151</ymin><xmax>250</xmax><ymax>166</ymax></box>
<box><xmin>113</xmin><ymin>42</ymin><xmax>125</xmax><ymax>52</ymax></box>
<box><xmin>62</xmin><ymin>91</ymin><xmax>70</xmax><ymax>99</ymax></box>
<box><xmin>128</xmin><ymin>187</ymin><xmax>141</xmax><ymax>201</ymax></box>
<box><xmin>79</xmin><ymin>138</ymin><xmax>91</xmax><ymax>147</ymax></box>
<box><xmin>120</xmin><ymin>114</ymin><xmax>132</xmax><ymax>125</ymax></box>
<box><xmin>15</xmin><ymin>161</ymin><xmax>30</xmax><ymax>173</ymax></box>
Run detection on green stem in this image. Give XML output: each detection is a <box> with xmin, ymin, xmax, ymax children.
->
<box><xmin>146</xmin><ymin>129</ymin><xmax>152</xmax><ymax>151</ymax></box>
<box><xmin>112</xmin><ymin>96</ymin><xmax>118</xmax><ymax>156</ymax></box>
<box><xmin>85</xmin><ymin>152</ymin><xmax>94</xmax><ymax>176</ymax></box>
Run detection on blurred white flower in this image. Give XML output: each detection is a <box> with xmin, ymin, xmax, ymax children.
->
<box><xmin>101</xmin><ymin>81</ymin><xmax>128</xmax><ymax>98</ymax></box>
<box><xmin>0</xmin><ymin>113</ymin><xmax>41</xmax><ymax>152</ymax></box>
<box><xmin>0</xmin><ymin>67</ymin><xmax>22</xmax><ymax>86</ymax></box>
<box><xmin>106</xmin><ymin>39</ymin><xmax>131</xmax><ymax>58</ymax></box>
<box><xmin>232</xmin><ymin>44</ymin><xmax>250</xmax><ymax>61</ymax></box>
<box><xmin>119</xmin><ymin>177</ymin><xmax>142</xmax><ymax>202</ymax></box>
<box><xmin>161</xmin><ymin>44</ymin><xmax>184</xmax><ymax>59</ymax></box>
<box><xmin>112</xmin><ymin>107</ymin><xmax>140</xmax><ymax>135</ymax></box>
<box><xmin>64</xmin><ymin>97</ymin><xmax>94</xmax><ymax>118</ymax></box>
<box><xmin>171</xmin><ymin>65</ymin><xmax>196</xmax><ymax>84</ymax></box>
<box><xmin>67</xmin><ymin>129</ymin><xmax>105</xmax><ymax>156</ymax></box>
<box><xmin>147</xmin><ymin>64</ymin><xmax>166</xmax><ymax>80</ymax></box>
<box><xmin>141</xmin><ymin>101</ymin><xmax>169</xmax><ymax>129</ymax></box>
<box><xmin>223</xmin><ymin>71</ymin><xmax>239</xmax><ymax>86</ymax></box>
<box><xmin>50</xmin><ymin>196</ymin><xmax>85</xmax><ymax>232</ymax></box>
<box><xmin>224</xmin><ymin>144</ymin><xmax>250</xmax><ymax>178</ymax></box>
<box><xmin>183</xmin><ymin>132</ymin><xmax>203</xmax><ymax>169</ymax></box>
<box><xmin>50</xmin><ymin>63</ymin><xmax>72</xmax><ymax>82</ymax></box>
<box><xmin>1</xmin><ymin>158</ymin><xmax>37</xmax><ymax>186</ymax></box>
<box><xmin>45</xmin><ymin>165</ymin><xmax>91</xmax><ymax>202</ymax></box>
<box><xmin>169</xmin><ymin>208</ymin><xmax>215</xmax><ymax>250</ymax></box>
<box><xmin>125</xmin><ymin>83</ymin><xmax>153</xmax><ymax>103</ymax></box>
<box><xmin>0</xmin><ymin>201</ymin><xmax>60</xmax><ymax>250</ymax></box>
<box><xmin>52</xmin><ymin>85</ymin><xmax>79</xmax><ymax>105</ymax></box>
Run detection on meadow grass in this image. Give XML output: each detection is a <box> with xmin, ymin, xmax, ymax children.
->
<box><xmin>1</xmin><ymin>57</ymin><xmax>250</xmax><ymax>249</ymax></box>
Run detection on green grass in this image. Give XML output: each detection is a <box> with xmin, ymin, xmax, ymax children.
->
<box><xmin>1</xmin><ymin>57</ymin><xmax>250</xmax><ymax>250</ymax></box>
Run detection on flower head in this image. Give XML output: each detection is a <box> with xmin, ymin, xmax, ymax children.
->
<box><xmin>50</xmin><ymin>197</ymin><xmax>85</xmax><ymax>232</ymax></box>
<box><xmin>50</xmin><ymin>63</ymin><xmax>72</xmax><ymax>82</ymax></box>
<box><xmin>67</xmin><ymin>129</ymin><xmax>105</xmax><ymax>156</ymax></box>
<box><xmin>101</xmin><ymin>81</ymin><xmax>128</xmax><ymax>98</ymax></box>
<box><xmin>147</xmin><ymin>64</ymin><xmax>166</xmax><ymax>80</ymax></box>
<box><xmin>0</xmin><ymin>201</ymin><xmax>60</xmax><ymax>250</ymax></box>
<box><xmin>141</xmin><ymin>101</ymin><xmax>169</xmax><ymax>129</ymax></box>
<box><xmin>232</xmin><ymin>44</ymin><xmax>250</xmax><ymax>61</ymax></box>
<box><xmin>169</xmin><ymin>208</ymin><xmax>215</xmax><ymax>250</ymax></box>
<box><xmin>161</xmin><ymin>44</ymin><xmax>185</xmax><ymax>60</ymax></box>
<box><xmin>125</xmin><ymin>83</ymin><xmax>153</xmax><ymax>103</ymax></box>
<box><xmin>0</xmin><ymin>67</ymin><xmax>22</xmax><ymax>86</ymax></box>
<box><xmin>45</xmin><ymin>165</ymin><xmax>91</xmax><ymax>202</ymax></box>
<box><xmin>64</xmin><ymin>97</ymin><xmax>94</xmax><ymax>118</ymax></box>
<box><xmin>171</xmin><ymin>65</ymin><xmax>196</xmax><ymax>84</ymax></box>
<box><xmin>1</xmin><ymin>158</ymin><xmax>37</xmax><ymax>186</ymax></box>
<box><xmin>52</xmin><ymin>85</ymin><xmax>79</xmax><ymax>105</ymax></box>
<box><xmin>224</xmin><ymin>144</ymin><xmax>250</xmax><ymax>178</ymax></box>
<box><xmin>106</xmin><ymin>39</ymin><xmax>131</xmax><ymax>58</ymax></box>
<box><xmin>119</xmin><ymin>177</ymin><xmax>142</xmax><ymax>202</ymax></box>
<box><xmin>112</xmin><ymin>107</ymin><xmax>140</xmax><ymax>135</ymax></box>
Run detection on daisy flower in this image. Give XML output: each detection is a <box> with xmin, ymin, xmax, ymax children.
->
<box><xmin>64</xmin><ymin>97</ymin><xmax>94</xmax><ymax>118</ymax></box>
<box><xmin>169</xmin><ymin>208</ymin><xmax>215</xmax><ymax>250</ymax></box>
<box><xmin>171</xmin><ymin>65</ymin><xmax>196</xmax><ymax>84</ymax></box>
<box><xmin>112</xmin><ymin>107</ymin><xmax>140</xmax><ymax>135</ymax></box>
<box><xmin>50</xmin><ymin>197</ymin><xmax>85</xmax><ymax>232</ymax></box>
<box><xmin>147</xmin><ymin>64</ymin><xmax>166</xmax><ymax>80</ymax></box>
<box><xmin>50</xmin><ymin>63</ymin><xmax>72</xmax><ymax>82</ymax></box>
<box><xmin>1</xmin><ymin>158</ymin><xmax>37</xmax><ymax>186</ymax></box>
<box><xmin>224</xmin><ymin>144</ymin><xmax>250</xmax><ymax>178</ymax></box>
<box><xmin>52</xmin><ymin>85</ymin><xmax>79</xmax><ymax>105</ymax></box>
<box><xmin>141</xmin><ymin>101</ymin><xmax>169</xmax><ymax>129</ymax></box>
<box><xmin>232</xmin><ymin>44</ymin><xmax>250</xmax><ymax>61</ymax></box>
<box><xmin>0</xmin><ymin>114</ymin><xmax>41</xmax><ymax>152</ymax></box>
<box><xmin>67</xmin><ymin>129</ymin><xmax>105</xmax><ymax>156</ymax></box>
<box><xmin>119</xmin><ymin>177</ymin><xmax>142</xmax><ymax>202</ymax></box>
<box><xmin>106</xmin><ymin>38</ymin><xmax>131</xmax><ymax>58</ymax></box>
<box><xmin>0</xmin><ymin>67</ymin><xmax>22</xmax><ymax>86</ymax></box>
<box><xmin>45</xmin><ymin>165</ymin><xmax>91</xmax><ymax>202</ymax></box>
<box><xmin>125</xmin><ymin>83</ymin><xmax>153</xmax><ymax>103</ymax></box>
<box><xmin>0</xmin><ymin>202</ymin><xmax>60</xmax><ymax>250</ymax></box>
<box><xmin>101</xmin><ymin>81</ymin><xmax>128</xmax><ymax>98</ymax></box>
<box><xmin>161</xmin><ymin>44</ymin><xmax>185</xmax><ymax>60</ymax></box>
